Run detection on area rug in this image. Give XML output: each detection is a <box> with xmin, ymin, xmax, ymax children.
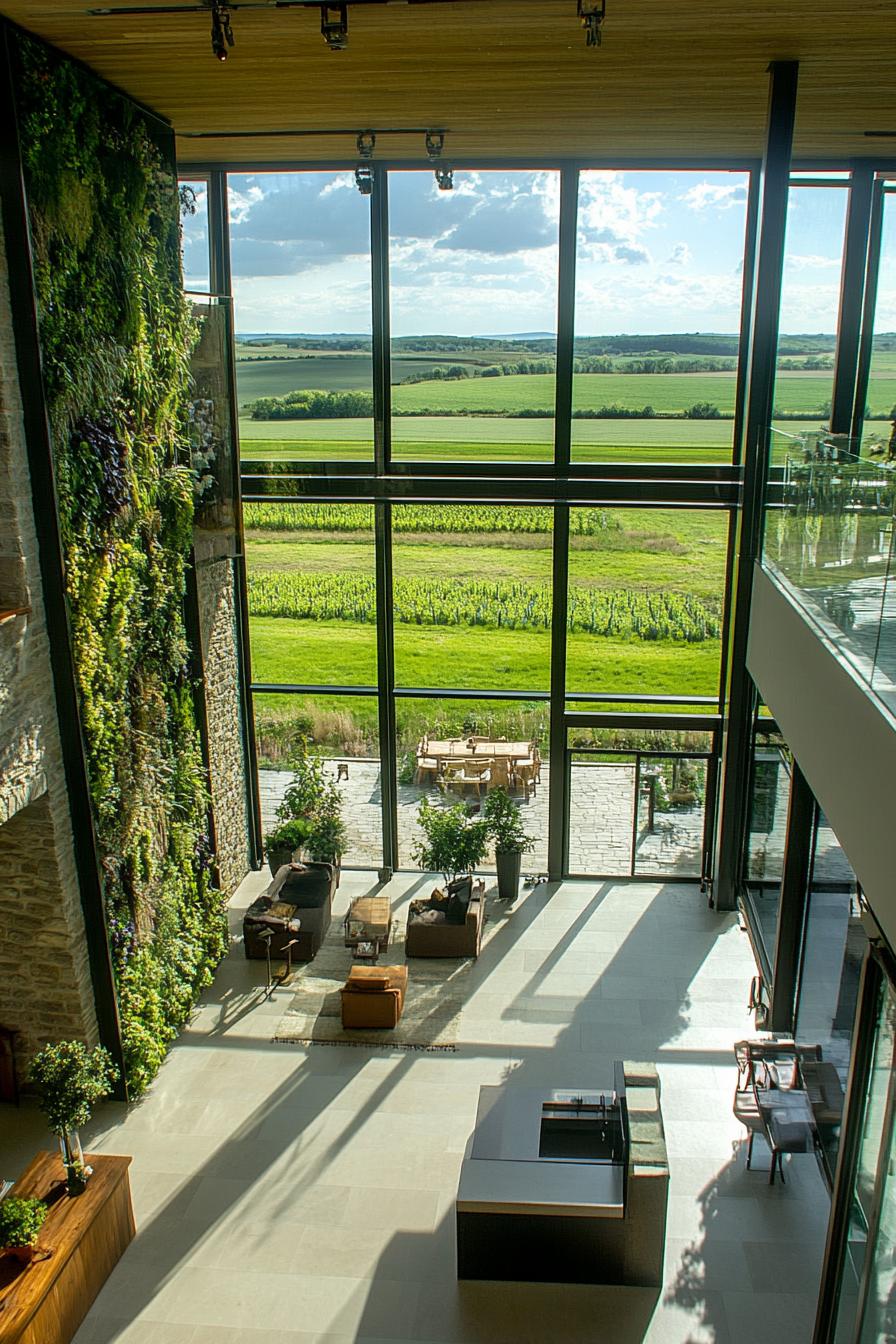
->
<box><xmin>273</xmin><ymin>891</ymin><xmax>505</xmax><ymax>1051</ymax></box>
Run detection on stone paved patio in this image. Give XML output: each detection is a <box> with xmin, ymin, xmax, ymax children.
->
<box><xmin>260</xmin><ymin>760</ymin><xmax>707</xmax><ymax>878</ymax></box>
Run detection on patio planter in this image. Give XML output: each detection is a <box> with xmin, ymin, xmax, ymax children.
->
<box><xmin>496</xmin><ymin>849</ymin><xmax>522</xmax><ymax>902</ymax></box>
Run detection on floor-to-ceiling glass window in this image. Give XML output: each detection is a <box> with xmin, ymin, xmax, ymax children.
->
<box><xmin>229</xmin><ymin>171</ymin><xmax>374</xmax><ymax>463</ymax></box>
<box><xmin>769</xmin><ymin>173</ymin><xmax>849</xmax><ymax>462</ymax></box>
<box><xmin>572</xmin><ymin>169</ymin><xmax>750</xmax><ymax>466</ymax></box>
<box><xmin>388</xmin><ymin>170</ymin><xmax>560</xmax><ymax>464</ymax></box>
<box><xmin>831</xmin><ymin>969</ymin><xmax>896</xmax><ymax>1343</ymax></box>
<box><xmin>862</xmin><ymin>180</ymin><xmax>896</xmax><ymax>450</ymax></box>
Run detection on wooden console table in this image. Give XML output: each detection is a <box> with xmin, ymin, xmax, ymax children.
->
<box><xmin>0</xmin><ymin>1151</ymin><xmax>134</xmax><ymax>1344</ymax></box>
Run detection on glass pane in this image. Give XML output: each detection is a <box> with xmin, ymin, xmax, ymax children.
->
<box><xmin>831</xmin><ymin>977</ymin><xmax>896</xmax><ymax>1343</ymax></box>
<box><xmin>744</xmin><ymin>718</ymin><xmax>792</xmax><ymax>967</ymax></box>
<box><xmin>388</xmin><ymin>169</ymin><xmax>559</xmax><ymax>464</ymax></box>
<box><xmin>228</xmin><ymin>171</ymin><xmax>373</xmax><ymax>463</ymax></box>
<box><xmin>634</xmin><ymin>756</ymin><xmax>707</xmax><ymax>878</ymax></box>
<box><xmin>245</xmin><ymin>501</ymin><xmax>377</xmax><ymax>687</ymax></box>
<box><xmin>856</xmin><ymin>988</ymin><xmax>896</xmax><ymax>1342</ymax></box>
<box><xmin>397</xmin><ymin>697</ymin><xmax>549</xmax><ymax>873</ymax></box>
<box><xmin>254</xmin><ymin>692</ymin><xmax>380</xmax><ymax>869</ymax></box>
<box><xmin>392</xmin><ymin>502</ymin><xmax>553</xmax><ymax>691</ymax></box>
<box><xmin>796</xmin><ymin>818</ymin><xmax>865</xmax><ymax>1176</ymax></box>
<box><xmin>189</xmin><ymin>296</ymin><xmax>238</xmax><ymax>559</ymax></box>
<box><xmin>572</xmin><ymin>169</ymin><xmax>749</xmax><ymax>465</ymax></box>
<box><xmin>568</xmin><ymin>749</ymin><xmax>636</xmax><ymax>876</ymax></box>
<box><xmin>862</xmin><ymin>183</ymin><xmax>896</xmax><ymax>447</ymax></box>
<box><xmin>772</xmin><ymin>183</ymin><xmax>848</xmax><ymax>444</ymax></box>
<box><xmin>180</xmin><ymin>177</ymin><xmax>209</xmax><ymax>292</ymax></box>
<box><xmin>565</xmin><ymin>507</ymin><xmax>728</xmax><ymax>699</ymax></box>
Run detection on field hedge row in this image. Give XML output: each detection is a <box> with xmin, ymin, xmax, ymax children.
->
<box><xmin>248</xmin><ymin>571</ymin><xmax>721</xmax><ymax>642</ymax></box>
<box><xmin>243</xmin><ymin>502</ymin><xmax>617</xmax><ymax>535</ymax></box>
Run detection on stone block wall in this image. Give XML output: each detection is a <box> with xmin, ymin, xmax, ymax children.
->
<box><xmin>197</xmin><ymin>557</ymin><xmax>251</xmax><ymax>896</ymax></box>
<box><xmin>0</xmin><ymin>210</ymin><xmax>99</xmax><ymax>1073</ymax></box>
<box><xmin>0</xmin><ymin>796</ymin><xmax>97</xmax><ymax>1067</ymax></box>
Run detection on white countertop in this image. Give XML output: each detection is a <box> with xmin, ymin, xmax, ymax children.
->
<box><xmin>457</xmin><ymin>1086</ymin><xmax>625</xmax><ymax>1219</ymax></box>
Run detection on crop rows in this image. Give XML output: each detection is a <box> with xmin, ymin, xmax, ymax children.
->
<box><xmin>244</xmin><ymin>502</ymin><xmax>617</xmax><ymax>535</ymax></box>
<box><xmin>248</xmin><ymin>571</ymin><xmax>721</xmax><ymax>642</ymax></box>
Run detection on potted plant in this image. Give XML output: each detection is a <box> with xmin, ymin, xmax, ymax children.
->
<box><xmin>277</xmin><ymin>736</ymin><xmax>346</xmax><ymax>878</ymax></box>
<box><xmin>30</xmin><ymin>1041</ymin><xmax>119</xmax><ymax>1196</ymax></box>
<box><xmin>412</xmin><ymin>797</ymin><xmax>488</xmax><ymax>885</ymax></box>
<box><xmin>0</xmin><ymin>1197</ymin><xmax>47</xmax><ymax>1265</ymax></box>
<box><xmin>483</xmin><ymin>787</ymin><xmax>535</xmax><ymax>901</ymax></box>
<box><xmin>264</xmin><ymin>817</ymin><xmax>313</xmax><ymax>875</ymax></box>
<box><xmin>306</xmin><ymin>812</ymin><xmax>347</xmax><ymax>868</ymax></box>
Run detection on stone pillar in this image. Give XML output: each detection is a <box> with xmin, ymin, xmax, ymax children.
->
<box><xmin>197</xmin><ymin>557</ymin><xmax>251</xmax><ymax>896</ymax></box>
<box><xmin>0</xmin><ymin>210</ymin><xmax>99</xmax><ymax>1077</ymax></box>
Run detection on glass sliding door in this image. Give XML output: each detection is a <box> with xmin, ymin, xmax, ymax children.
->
<box><xmin>831</xmin><ymin>973</ymin><xmax>896</xmax><ymax>1343</ymax></box>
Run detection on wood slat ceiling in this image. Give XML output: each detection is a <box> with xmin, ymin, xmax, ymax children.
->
<box><xmin>3</xmin><ymin>0</ymin><xmax>896</xmax><ymax>167</ymax></box>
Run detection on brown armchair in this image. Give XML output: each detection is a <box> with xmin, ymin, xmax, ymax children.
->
<box><xmin>405</xmin><ymin>878</ymin><xmax>484</xmax><ymax>959</ymax></box>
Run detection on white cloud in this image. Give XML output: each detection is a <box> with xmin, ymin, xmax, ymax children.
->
<box><xmin>785</xmin><ymin>253</ymin><xmax>842</xmax><ymax>271</ymax></box>
<box><xmin>667</xmin><ymin>242</ymin><xmax>692</xmax><ymax>266</ymax></box>
<box><xmin>680</xmin><ymin>182</ymin><xmax>747</xmax><ymax>212</ymax></box>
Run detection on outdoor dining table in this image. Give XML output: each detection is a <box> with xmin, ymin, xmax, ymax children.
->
<box><xmin>423</xmin><ymin>739</ymin><xmax>533</xmax><ymax>765</ymax></box>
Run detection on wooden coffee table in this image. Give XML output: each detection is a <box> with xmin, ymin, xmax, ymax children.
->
<box><xmin>344</xmin><ymin>895</ymin><xmax>391</xmax><ymax>960</ymax></box>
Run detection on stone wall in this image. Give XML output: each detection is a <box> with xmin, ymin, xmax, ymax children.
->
<box><xmin>0</xmin><ymin>796</ymin><xmax>97</xmax><ymax>1067</ymax></box>
<box><xmin>197</xmin><ymin>557</ymin><xmax>251</xmax><ymax>896</ymax></box>
<box><xmin>0</xmin><ymin>210</ymin><xmax>99</xmax><ymax>1072</ymax></box>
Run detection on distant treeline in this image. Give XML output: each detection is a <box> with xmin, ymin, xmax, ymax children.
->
<box><xmin>395</xmin><ymin>354</ymin><xmax>834</xmax><ymax>383</ymax></box>
<box><xmin>247</xmin><ymin>389</ymin><xmax>727</xmax><ymax>420</ymax></box>
<box><xmin>238</xmin><ymin>331</ymin><xmax>896</xmax><ymax>359</ymax></box>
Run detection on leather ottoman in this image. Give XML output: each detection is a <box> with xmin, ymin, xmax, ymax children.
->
<box><xmin>341</xmin><ymin>964</ymin><xmax>409</xmax><ymax>1029</ymax></box>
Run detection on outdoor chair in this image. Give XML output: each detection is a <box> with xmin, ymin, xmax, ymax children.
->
<box><xmin>514</xmin><ymin>757</ymin><xmax>538</xmax><ymax>799</ymax></box>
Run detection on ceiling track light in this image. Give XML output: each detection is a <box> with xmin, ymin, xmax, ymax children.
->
<box><xmin>210</xmin><ymin>0</ymin><xmax>234</xmax><ymax>59</ymax></box>
<box><xmin>434</xmin><ymin>164</ymin><xmax>453</xmax><ymax>191</ymax></box>
<box><xmin>354</xmin><ymin>164</ymin><xmax>374</xmax><ymax>195</ymax></box>
<box><xmin>577</xmin><ymin>0</ymin><xmax>605</xmax><ymax>47</ymax></box>
<box><xmin>356</xmin><ymin>129</ymin><xmax>376</xmax><ymax>159</ymax></box>
<box><xmin>425</xmin><ymin>130</ymin><xmax>445</xmax><ymax>161</ymax></box>
<box><xmin>320</xmin><ymin>2</ymin><xmax>348</xmax><ymax>48</ymax></box>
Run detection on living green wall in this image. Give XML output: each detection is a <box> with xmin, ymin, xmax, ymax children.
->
<box><xmin>13</xmin><ymin>35</ymin><xmax>227</xmax><ymax>1095</ymax></box>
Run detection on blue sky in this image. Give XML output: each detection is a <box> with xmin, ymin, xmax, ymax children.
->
<box><xmin>180</xmin><ymin>169</ymin><xmax>895</xmax><ymax>338</ymax></box>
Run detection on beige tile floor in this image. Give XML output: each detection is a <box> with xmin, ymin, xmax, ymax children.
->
<box><xmin>0</xmin><ymin>872</ymin><xmax>831</xmax><ymax>1344</ymax></box>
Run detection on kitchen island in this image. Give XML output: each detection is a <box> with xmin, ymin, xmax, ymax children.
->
<box><xmin>456</xmin><ymin>1061</ymin><xmax>668</xmax><ymax>1285</ymax></box>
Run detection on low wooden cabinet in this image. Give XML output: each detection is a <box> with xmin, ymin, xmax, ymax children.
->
<box><xmin>0</xmin><ymin>1152</ymin><xmax>134</xmax><ymax>1344</ymax></box>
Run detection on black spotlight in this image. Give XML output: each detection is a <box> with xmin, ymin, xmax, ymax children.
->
<box><xmin>578</xmin><ymin>0</ymin><xmax>606</xmax><ymax>47</ymax></box>
<box><xmin>211</xmin><ymin>1</ymin><xmax>234</xmax><ymax>60</ymax></box>
<box><xmin>435</xmin><ymin>165</ymin><xmax>454</xmax><ymax>191</ymax></box>
<box><xmin>321</xmin><ymin>3</ymin><xmax>348</xmax><ymax>49</ymax></box>
<box><xmin>425</xmin><ymin>130</ymin><xmax>445</xmax><ymax>161</ymax></box>
<box><xmin>355</xmin><ymin>164</ymin><xmax>374</xmax><ymax>195</ymax></box>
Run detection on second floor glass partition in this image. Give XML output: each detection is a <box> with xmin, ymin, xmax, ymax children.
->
<box><xmin>228</xmin><ymin>171</ymin><xmax>374</xmax><ymax>464</ymax></box>
<box><xmin>762</xmin><ymin>431</ymin><xmax>896</xmax><ymax>714</ymax></box>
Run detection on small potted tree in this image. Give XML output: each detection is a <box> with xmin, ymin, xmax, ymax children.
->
<box><xmin>0</xmin><ymin>1197</ymin><xmax>47</xmax><ymax>1265</ymax></box>
<box><xmin>277</xmin><ymin>736</ymin><xmax>345</xmax><ymax>880</ymax></box>
<box><xmin>263</xmin><ymin>817</ymin><xmax>313</xmax><ymax>875</ymax></box>
<box><xmin>412</xmin><ymin>797</ymin><xmax>489</xmax><ymax>885</ymax></box>
<box><xmin>484</xmin><ymin>788</ymin><xmax>535</xmax><ymax>901</ymax></box>
<box><xmin>30</xmin><ymin>1041</ymin><xmax>119</xmax><ymax>1196</ymax></box>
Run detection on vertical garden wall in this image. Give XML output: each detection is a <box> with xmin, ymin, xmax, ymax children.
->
<box><xmin>12</xmin><ymin>34</ymin><xmax>228</xmax><ymax>1094</ymax></box>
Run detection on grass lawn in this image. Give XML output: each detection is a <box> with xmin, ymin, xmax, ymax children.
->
<box><xmin>238</xmin><ymin>414</ymin><xmax>863</xmax><ymax>463</ymax></box>
<box><xmin>249</xmin><ymin>615</ymin><xmax>722</xmax><ymax>699</ymax></box>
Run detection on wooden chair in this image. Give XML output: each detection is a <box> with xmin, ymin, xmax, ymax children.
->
<box><xmin>514</xmin><ymin>757</ymin><xmax>538</xmax><ymax>799</ymax></box>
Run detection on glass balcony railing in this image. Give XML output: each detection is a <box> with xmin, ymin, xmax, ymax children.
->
<box><xmin>762</xmin><ymin>427</ymin><xmax>896</xmax><ymax>716</ymax></box>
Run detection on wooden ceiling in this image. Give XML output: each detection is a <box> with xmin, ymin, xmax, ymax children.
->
<box><xmin>3</xmin><ymin>0</ymin><xmax>896</xmax><ymax>167</ymax></box>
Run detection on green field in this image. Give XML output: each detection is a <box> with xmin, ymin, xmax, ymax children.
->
<box><xmin>247</xmin><ymin>506</ymin><xmax>727</xmax><ymax>762</ymax></box>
